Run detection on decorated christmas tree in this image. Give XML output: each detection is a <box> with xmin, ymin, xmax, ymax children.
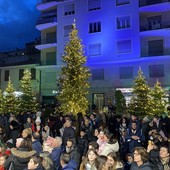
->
<box><xmin>149</xmin><ymin>80</ymin><xmax>167</xmax><ymax>116</ymax></box>
<box><xmin>128</xmin><ymin>68</ymin><xmax>150</xmax><ymax>116</ymax></box>
<box><xmin>3</xmin><ymin>78</ymin><xmax>18</xmax><ymax>114</ymax></box>
<box><xmin>19</xmin><ymin>69</ymin><xmax>38</xmax><ymax>112</ymax></box>
<box><xmin>57</xmin><ymin>22</ymin><xmax>91</xmax><ymax>115</ymax></box>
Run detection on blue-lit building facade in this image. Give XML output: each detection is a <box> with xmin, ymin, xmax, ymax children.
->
<box><xmin>36</xmin><ymin>0</ymin><xmax>170</xmax><ymax>108</ymax></box>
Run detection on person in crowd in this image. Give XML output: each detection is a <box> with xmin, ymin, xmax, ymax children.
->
<box><xmin>46</xmin><ymin>136</ymin><xmax>63</xmax><ymax>170</ymax></box>
<box><xmin>62</xmin><ymin>118</ymin><xmax>75</xmax><ymax>145</ymax></box>
<box><xmin>108</xmin><ymin>112</ymin><xmax>117</xmax><ymax>135</ymax></box>
<box><xmin>80</xmin><ymin>148</ymin><xmax>98</xmax><ymax>170</ymax></box>
<box><xmin>64</xmin><ymin>138</ymin><xmax>80</xmax><ymax>168</ymax></box>
<box><xmin>96</xmin><ymin>155</ymin><xmax>108</xmax><ymax>170</ymax></box>
<box><xmin>34</xmin><ymin>116</ymin><xmax>42</xmax><ymax>134</ymax></box>
<box><xmin>159</xmin><ymin>145</ymin><xmax>170</xmax><ymax>169</ymax></box>
<box><xmin>124</xmin><ymin>153</ymin><xmax>133</xmax><ymax>170</ymax></box>
<box><xmin>24</xmin><ymin>155</ymin><xmax>43</xmax><ymax>170</ymax></box>
<box><xmin>130</xmin><ymin>147</ymin><xmax>152</xmax><ymax>170</ymax></box>
<box><xmin>119</xmin><ymin>129</ymin><xmax>128</xmax><ymax>161</ymax></box>
<box><xmin>97</xmin><ymin>130</ymin><xmax>107</xmax><ymax>154</ymax></box>
<box><xmin>42</xmin><ymin>124</ymin><xmax>50</xmax><ymax>141</ymax></box>
<box><xmin>0</xmin><ymin>154</ymin><xmax>8</xmax><ymax>170</ymax></box>
<box><xmin>4</xmin><ymin>138</ymin><xmax>36</xmax><ymax>170</ymax></box>
<box><xmin>126</xmin><ymin>121</ymin><xmax>144</xmax><ymax>153</ymax></box>
<box><xmin>24</xmin><ymin>117</ymin><xmax>34</xmax><ymax>130</ymax></box>
<box><xmin>60</xmin><ymin>153</ymin><xmax>77</xmax><ymax>170</ymax></box>
<box><xmin>100</xmin><ymin>133</ymin><xmax>119</xmax><ymax>156</ymax></box>
<box><xmin>92</xmin><ymin>129</ymin><xmax>99</xmax><ymax>142</ymax></box>
<box><xmin>77</xmin><ymin>129</ymin><xmax>88</xmax><ymax>160</ymax></box>
<box><xmin>8</xmin><ymin>120</ymin><xmax>20</xmax><ymax>148</ymax></box>
<box><xmin>80</xmin><ymin>116</ymin><xmax>94</xmax><ymax>142</ymax></box>
<box><xmin>119</xmin><ymin>117</ymin><xmax>128</xmax><ymax>133</ymax></box>
<box><xmin>107</xmin><ymin>152</ymin><xmax>124</xmax><ymax>170</ymax></box>
<box><xmin>88</xmin><ymin>141</ymin><xmax>99</xmax><ymax>153</ymax></box>
<box><xmin>40</xmin><ymin>151</ymin><xmax>55</xmax><ymax>170</ymax></box>
<box><xmin>32</xmin><ymin>132</ymin><xmax>42</xmax><ymax>155</ymax></box>
<box><xmin>22</xmin><ymin>128</ymin><xmax>32</xmax><ymax>140</ymax></box>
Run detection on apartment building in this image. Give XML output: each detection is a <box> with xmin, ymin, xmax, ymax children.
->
<box><xmin>36</xmin><ymin>0</ymin><xmax>170</xmax><ymax>108</ymax></box>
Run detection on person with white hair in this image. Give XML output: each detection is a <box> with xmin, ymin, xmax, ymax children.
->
<box><xmin>46</xmin><ymin>136</ymin><xmax>64</xmax><ymax>170</ymax></box>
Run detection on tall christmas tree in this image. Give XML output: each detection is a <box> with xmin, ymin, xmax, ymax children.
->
<box><xmin>128</xmin><ymin>68</ymin><xmax>150</xmax><ymax>116</ymax></box>
<box><xmin>149</xmin><ymin>80</ymin><xmax>167</xmax><ymax>116</ymax></box>
<box><xmin>3</xmin><ymin>78</ymin><xmax>18</xmax><ymax>114</ymax></box>
<box><xmin>57</xmin><ymin>23</ymin><xmax>91</xmax><ymax>115</ymax></box>
<box><xmin>19</xmin><ymin>69</ymin><xmax>38</xmax><ymax>112</ymax></box>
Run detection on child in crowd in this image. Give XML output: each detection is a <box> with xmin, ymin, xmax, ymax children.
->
<box><xmin>0</xmin><ymin>155</ymin><xmax>8</xmax><ymax>170</ymax></box>
<box><xmin>124</xmin><ymin>153</ymin><xmax>133</xmax><ymax>170</ymax></box>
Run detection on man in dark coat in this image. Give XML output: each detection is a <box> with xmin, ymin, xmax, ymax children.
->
<box><xmin>62</xmin><ymin>119</ymin><xmax>75</xmax><ymax>146</ymax></box>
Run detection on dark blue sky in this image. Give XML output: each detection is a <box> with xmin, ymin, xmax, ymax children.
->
<box><xmin>0</xmin><ymin>0</ymin><xmax>39</xmax><ymax>52</ymax></box>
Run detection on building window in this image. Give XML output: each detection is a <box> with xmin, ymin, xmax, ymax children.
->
<box><xmin>116</xmin><ymin>0</ymin><xmax>130</xmax><ymax>6</ymax></box>
<box><xmin>88</xmin><ymin>0</ymin><xmax>101</xmax><ymax>11</ymax></box>
<box><xmin>92</xmin><ymin>69</ymin><xmax>104</xmax><ymax>80</ymax></box>
<box><xmin>89</xmin><ymin>43</ymin><xmax>101</xmax><ymax>56</ymax></box>
<box><xmin>117</xmin><ymin>16</ymin><xmax>130</xmax><ymax>29</ymax></box>
<box><xmin>117</xmin><ymin>40</ymin><xmax>132</xmax><ymax>53</ymax></box>
<box><xmin>149</xmin><ymin>64</ymin><xmax>164</xmax><ymax>78</ymax></box>
<box><xmin>46</xmin><ymin>52</ymin><xmax>56</xmax><ymax>65</ymax></box>
<box><xmin>19</xmin><ymin>69</ymin><xmax>24</xmax><ymax>80</ymax></box>
<box><xmin>147</xmin><ymin>15</ymin><xmax>161</xmax><ymax>30</ymax></box>
<box><xmin>89</xmin><ymin>22</ymin><xmax>101</xmax><ymax>33</ymax></box>
<box><xmin>64</xmin><ymin>3</ymin><xmax>75</xmax><ymax>16</ymax></box>
<box><xmin>119</xmin><ymin>67</ymin><xmax>133</xmax><ymax>79</ymax></box>
<box><xmin>64</xmin><ymin>25</ymin><xmax>73</xmax><ymax>37</ymax></box>
<box><xmin>31</xmin><ymin>68</ymin><xmax>36</xmax><ymax>80</ymax></box>
<box><xmin>148</xmin><ymin>40</ymin><xmax>163</xmax><ymax>56</ymax></box>
<box><xmin>4</xmin><ymin>70</ymin><xmax>9</xmax><ymax>81</ymax></box>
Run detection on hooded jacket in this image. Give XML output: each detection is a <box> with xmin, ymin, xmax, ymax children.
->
<box><xmin>4</xmin><ymin>147</ymin><xmax>36</xmax><ymax>170</ymax></box>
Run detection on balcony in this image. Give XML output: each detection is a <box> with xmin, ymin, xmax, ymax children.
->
<box><xmin>139</xmin><ymin>0</ymin><xmax>170</xmax><ymax>12</ymax></box>
<box><xmin>140</xmin><ymin>23</ymin><xmax>170</xmax><ymax>36</ymax></box>
<box><xmin>36</xmin><ymin>17</ymin><xmax>57</xmax><ymax>30</ymax></box>
<box><xmin>35</xmin><ymin>38</ymin><xmax>57</xmax><ymax>50</ymax></box>
<box><xmin>37</xmin><ymin>0</ymin><xmax>60</xmax><ymax>11</ymax></box>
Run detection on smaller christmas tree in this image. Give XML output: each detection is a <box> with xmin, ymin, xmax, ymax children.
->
<box><xmin>128</xmin><ymin>67</ymin><xmax>150</xmax><ymax>116</ymax></box>
<box><xmin>3</xmin><ymin>78</ymin><xmax>18</xmax><ymax>114</ymax></box>
<box><xmin>149</xmin><ymin>80</ymin><xmax>168</xmax><ymax>116</ymax></box>
<box><xmin>19</xmin><ymin>69</ymin><xmax>38</xmax><ymax>112</ymax></box>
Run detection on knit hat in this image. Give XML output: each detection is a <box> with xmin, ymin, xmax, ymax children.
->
<box><xmin>10</xmin><ymin>120</ymin><xmax>19</xmax><ymax>128</ymax></box>
<box><xmin>35</xmin><ymin>116</ymin><xmax>41</xmax><ymax>123</ymax></box>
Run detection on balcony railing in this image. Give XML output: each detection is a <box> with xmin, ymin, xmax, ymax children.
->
<box><xmin>140</xmin><ymin>23</ymin><xmax>170</xmax><ymax>31</ymax></box>
<box><xmin>140</xmin><ymin>0</ymin><xmax>170</xmax><ymax>7</ymax></box>
<box><xmin>36</xmin><ymin>17</ymin><xmax>57</xmax><ymax>25</ymax></box>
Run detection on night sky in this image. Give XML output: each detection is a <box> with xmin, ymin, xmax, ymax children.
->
<box><xmin>0</xmin><ymin>0</ymin><xmax>39</xmax><ymax>52</ymax></box>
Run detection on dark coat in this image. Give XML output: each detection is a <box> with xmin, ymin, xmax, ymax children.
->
<box><xmin>62</xmin><ymin>126</ymin><xmax>75</xmax><ymax>145</ymax></box>
<box><xmin>24</xmin><ymin>165</ymin><xmax>44</xmax><ymax>170</ymax></box>
<box><xmin>130</xmin><ymin>162</ymin><xmax>152</xmax><ymax>170</ymax></box>
<box><xmin>4</xmin><ymin>147</ymin><xmax>36</xmax><ymax>170</ymax></box>
<box><xmin>8</xmin><ymin>127</ymin><xmax>20</xmax><ymax>147</ymax></box>
<box><xmin>32</xmin><ymin>140</ymin><xmax>43</xmax><ymax>155</ymax></box>
<box><xmin>77</xmin><ymin>136</ymin><xmax>88</xmax><ymax>157</ymax></box>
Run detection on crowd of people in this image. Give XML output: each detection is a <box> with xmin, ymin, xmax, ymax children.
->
<box><xmin>0</xmin><ymin>107</ymin><xmax>170</xmax><ymax>170</ymax></box>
